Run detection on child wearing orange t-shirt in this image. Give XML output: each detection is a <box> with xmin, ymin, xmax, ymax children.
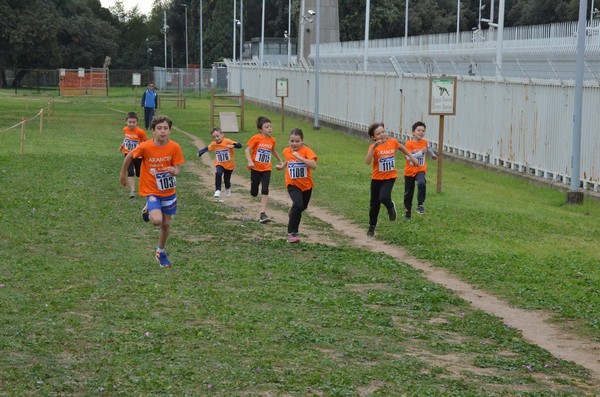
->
<box><xmin>275</xmin><ymin>128</ymin><xmax>317</xmax><ymax>243</ymax></box>
<box><xmin>365</xmin><ymin>122</ymin><xmax>418</xmax><ymax>237</ymax></box>
<box><xmin>119</xmin><ymin>112</ymin><xmax>148</xmax><ymax>198</ymax></box>
<box><xmin>197</xmin><ymin>127</ymin><xmax>242</xmax><ymax>198</ymax></box>
<box><xmin>245</xmin><ymin>116</ymin><xmax>283</xmax><ymax>223</ymax></box>
<box><xmin>404</xmin><ymin>121</ymin><xmax>437</xmax><ymax>219</ymax></box>
<box><xmin>119</xmin><ymin>115</ymin><xmax>185</xmax><ymax>268</ymax></box>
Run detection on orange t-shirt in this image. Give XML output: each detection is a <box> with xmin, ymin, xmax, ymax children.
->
<box><xmin>131</xmin><ymin>139</ymin><xmax>185</xmax><ymax>197</ymax></box>
<box><xmin>122</xmin><ymin>126</ymin><xmax>148</xmax><ymax>154</ymax></box>
<box><xmin>246</xmin><ymin>134</ymin><xmax>277</xmax><ymax>172</ymax></box>
<box><xmin>282</xmin><ymin>146</ymin><xmax>317</xmax><ymax>191</ymax></box>
<box><xmin>404</xmin><ymin>139</ymin><xmax>429</xmax><ymax>177</ymax></box>
<box><xmin>369</xmin><ymin>138</ymin><xmax>401</xmax><ymax>180</ymax></box>
<box><xmin>208</xmin><ymin>138</ymin><xmax>238</xmax><ymax>171</ymax></box>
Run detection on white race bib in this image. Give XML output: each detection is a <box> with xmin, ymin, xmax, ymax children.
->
<box><xmin>155</xmin><ymin>171</ymin><xmax>176</xmax><ymax>191</ymax></box>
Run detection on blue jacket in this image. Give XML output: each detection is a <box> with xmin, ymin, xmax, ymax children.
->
<box><xmin>141</xmin><ymin>89</ymin><xmax>158</xmax><ymax>109</ymax></box>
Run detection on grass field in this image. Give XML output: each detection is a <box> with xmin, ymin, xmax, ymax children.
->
<box><xmin>0</xmin><ymin>88</ymin><xmax>598</xmax><ymax>395</ymax></box>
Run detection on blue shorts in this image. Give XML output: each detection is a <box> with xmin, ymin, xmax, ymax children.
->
<box><xmin>146</xmin><ymin>194</ymin><xmax>177</xmax><ymax>215</ymax></box>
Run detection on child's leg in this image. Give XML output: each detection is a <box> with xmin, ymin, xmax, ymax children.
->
<box><xmin>369</xmin><ymin>179</ymin><xmax>382</xmax><ymax>226</ymax></box>
<box><xmin>127</xmin><ymin>157</ymin><xmax>137</xmax><ymax>193</ymax></box>
<box><xmin>223</xmin><ymin>169</ymin><xmax>233</xmax><ymax>189</ymax></box>
<box><xmin>215</xmin><ymin>165</ymin><xmax>225</xmax><ymax>191</ymax></box>
<box><xmin>158</xmin><ymin>213</ymin><xmax>172</xmax><ymax>249</ymax></box>
<box><xmin>127</xmin><ymin>176</ymin><xmax>136</xmax><ymax>193</ymax></box>
<box><xmin>250</xmin><ymin>170</ymin><xmax>261</xmax><ymax>197</ymax></box>
<box><xmin>259</xmin><ymin>171</ymin><xmax>271</xmax><ymax>214</ymax></box>
<box><xmin>415</xmin><ymin>171</ymin><xmax>427</xmax><ymax>205</ymax></box>
<box><xmin>403</xmin><ymin>176</ymin><xmax>416</xmax><ymax>211</ymax></box>
<box><xmin>287</xmin><ymin>185</ymin><xmax>305</xmax><ymax>233</ymax></box>
<box><xmin>378</xmin><ymin>178</ymin><xmax>396</xmax><ymax>210</ymax></box>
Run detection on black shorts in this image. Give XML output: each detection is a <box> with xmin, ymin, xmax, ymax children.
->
<box><xmin>250</xmin><ymin>170</ymin><xmax>271</xmax><ymax>196</ymax></box>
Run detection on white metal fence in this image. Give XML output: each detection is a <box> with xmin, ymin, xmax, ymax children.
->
<box><xmin>225</xmin><ymin>21</ymin><xmax>600</xmax><ymax>192</ymax></box>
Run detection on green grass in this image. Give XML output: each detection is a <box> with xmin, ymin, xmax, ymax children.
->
<box><xmin>0</xmin><ymin>88</ymin><xmax>598</xmax><ymax>395</ymax></box>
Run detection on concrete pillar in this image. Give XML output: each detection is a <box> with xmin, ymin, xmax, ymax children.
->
<box><xmin>298</xmin><ymin>0</ymin><xmax>339</xmax><ymax>63</ymax></box>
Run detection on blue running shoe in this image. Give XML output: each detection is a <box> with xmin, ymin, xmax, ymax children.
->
<box><xmin>155</xmin><ymin>251</ymin><xmax>171</xmax><ymax>268</ymax></box>
<box><xmin>141</xmin><ymin>204</ymin><xmax>149</xmax><ymax>222</ymax></box>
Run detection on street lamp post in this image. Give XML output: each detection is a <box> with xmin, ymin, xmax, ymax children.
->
<box><xmin>287</xmin><ymin>0</ymin><xmax>291</xmax><ymax>66</ymax></box>
<box><xmin>404</xmin><ymin>0</ymin><xmax>408</xmax><ymax>46</ymax></box>
<box><xmin>233</xmin><ymin>0</ymin><xmax>237</xmax><ymax>60</ymax></box>
<box><xmin>313</xmin><ymin>0</ymin><xmax>320</xmax><ymax>130</ymax></box>
<box><xmin>181</xmin><ymin>4</ymin><xmax>188</xmax><ymax>69</ymax></box>
<box><xmin>200</xmin><ymin>0</ymin><xmax>203</xmax><ymax>92</ymax></box>
<box><xmin>260</xmin><ymin>0</ymin><xmax>266</xmax><ymax>66</ymax></box>
<box><xmin>161</xmin><ymin>9</ymin><xmax>168</xmax><ymax>69</ymax></box>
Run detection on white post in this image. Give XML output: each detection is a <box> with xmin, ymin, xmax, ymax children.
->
<box><xmin>404</xmin><ymin>0</ymin><xmax>409</xmax><ymax>47</ymax></box>
<box><xmin>456</xmin><ymin>0</ymin><xmax>460</xmax><ymax>44</ymax></box>
<box><xmin>200</xmin><ymin>0</ymin><xmax>203</xmax><ymax>89</ymax></box>
<box><xmin>364</xmin><ymin>0</ymin><xmax>370</xmax><ymax>73</ymax></box>
<box><xmin>287</xmin><ymin>0</ymin><xmax>291</xmax><ymax>66</ymax></box>
<box><xmin>233</xmin><ymin>0</ymin><xmax>237</xmax><ymax>60</ymax></box>
<box><xmin>163</xmin><ymin>9</ymin><xmax>168</xmax><ymax>69</ymax></box>
<box><xmin>313</xmin><ymin>0</ymin><xmax>320</xmax><ymax>130</ymax></box>
<box><xmin>260</xmin><ymin>0</ymin><xmax>266</xmax><ymax>66</ymax></box>
<box><xmin>182</xmin><ymin>4</ymin><xmax>188</xmax><ymax>69</ymax></box>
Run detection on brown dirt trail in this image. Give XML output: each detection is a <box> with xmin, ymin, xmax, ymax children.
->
<box><xmin>177</xmin><ymin>127</ymin><xmax>600</xmax><ymax>384</ymax></box>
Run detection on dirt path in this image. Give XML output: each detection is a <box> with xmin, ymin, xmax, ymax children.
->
<box><xmin>178</xmin><ymin>128</ymin><xmax>600</xmax><ymax>384</ymax></box>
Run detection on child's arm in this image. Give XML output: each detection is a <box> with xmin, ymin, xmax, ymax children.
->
<box><xmin>275</xmin><ymin>160</ymin><xmax>287</xmax><ymax>171</ymax></box>
<box><xmin>294</xmin><ymin>152</ymin><xmax>317</xmax><ymax>169</ymax></box>
<box><xmin>119</xmin><ymin>152</ymin><xmax>134</xmax><ymax>186</ymax></box>
<box><xmin>428</xmin><ymin>147</ymin><xmax>438</xmax><ymax>160</ymax></box>
<box><xmin>166</xmin><ymin>164</ymin><xmax>180</xmax><ymax>176</ymax></box>
<box><xmin>197</xmin><ymin>147</ymin><xmax>209</xmax><ymax>157</ymax></box>
<box><xmin>398</xmin><ymin>144</ymin><xmax>419</xmax><ymax>165</ymax></box>
<box><xmin>273</xmin><ymin>148</ymin><xmax>283</xmax><ymax>165</ymax></box>
<box><xmin>245</xmin><ymin>146</ymin><xmax>255</xmax><ymax>168</ymax></box>
<box><xmin>364</xmin><ymin>143</ymin><xmax>378</xmax><ymax>165</ymax></box>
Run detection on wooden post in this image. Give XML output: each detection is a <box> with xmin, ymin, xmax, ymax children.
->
<box><xmin>39</xmin><ymin>109</ymin><xmax>44</xmax><ymax>134</ymax></box>
<box><xmin>20</xmin><ymin>116</ymin><xmax>26</xmax><ymax>155</ymax></box>
<box><xmin>436</xmin><ymin>115</ymin><xmax>445</xmax><ymax>193</ymax></box>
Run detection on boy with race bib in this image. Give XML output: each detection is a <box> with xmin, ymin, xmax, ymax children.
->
<box><xmin>276</xmin><ymin>128</ymin><xmax>317</xmax><ymax>243</ymax></box>
<box><xmin>119</xmin><ymin>115</ymin><xmax>185</xmax><ymax>268</ymax></box>
<box><xmin>118</xmin><ymin>111</ymin><xmax>148</xmax><ymax>198</ymax></box>
<box><xmin>404</xmin><ymin>121</ymin><xmax>437</xmax><ymax>219</ymax></box>
<box><xmin>365</xmin><ymin>122</ymin><xmax>418</xmax><ymax>238</ymax></box>
<box><xmin>197</xmin><ymin>127</ymin><xmax>242</xmax><ymax>198</ymax></box>
<box><xmin>245</xmin><ymin>116</ymin><xmax>283</xmax><ymax>223</ymax></box>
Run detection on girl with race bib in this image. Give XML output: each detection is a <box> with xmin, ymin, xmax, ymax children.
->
<box><xmin>275</xmin><ymin>128</ymin><xmax>317</xmax><ymax>243</ymax></box>
<box><xmin>119</xmin><ymin>115</ymin><xmax>185</xmax><ymax>268</ymax></box>
<box><xmin>245</xmin><ymin>116</ymin><xmax>283</xmax><ymax>223</ymax></box>
<box><xmin>118</xmin><ymin>111</ymin><xmax>148</xmax><ymax>198</ymax></box>
<box><xmin>364</xmin><ymin>122</ymin><xmax>418</xmax><ymax>238</ymax></box>
<box><xmin>197</xmin><ymin>127</ymin><xmax>242</xmax><ymax>199</ymax></box>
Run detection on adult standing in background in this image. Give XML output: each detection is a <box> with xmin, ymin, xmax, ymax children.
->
<box><xmin>141</xmin><ymin>83</ymin><xmax>158</xmax><ymax>129</ymax></box>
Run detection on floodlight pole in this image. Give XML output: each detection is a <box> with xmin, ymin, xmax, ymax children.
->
<box><xmin>287</xmin><ymin>0</ymin><xmax>292</xmax><ymax>66</ymax></box>
<box><xmin>567</xmin><ymin>0</ymin><xmax>588</xmax><ymax>204</ymax></box>
<box><xmin>181</xmin><ymin>4</ymin><xmax>188</xmax><ymax>69</ymax></box>
<box><xmin>456</xmin><ymin>0</ymin><xmax>460</xmax><ymax>44</ymax></box>
<box><xmin>364</xmin><ymin>0</ymin><xmax>370</xmax><ymax>73</ymax></box>
<box><xmin>233</xmin><ymin>0</ymin><xmax>237</xmax><ymax>60</ymax></box>
<box><xmin>404</xmin><ymin>0</ymin><xmax>409</xmax><ymax>46</ymax></box>
<box><xmin>163</xmin><ymin>9</ymin><xmax>168</xmax><ymax>69</ymax></box>
<box><xmin>313</xmin><ymin>0</ymin><xmax>320</xmax><ymax>130</ymax></box>
<box><xmin>260</xmin><ymin>0</ymin><xmax>266</xmax><ymax>66</ymax></box>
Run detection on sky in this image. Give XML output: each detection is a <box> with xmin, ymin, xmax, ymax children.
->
<box><xmin>100</xmin><ymin>0</ymin><xmax>152</xmax><ymax>15</ymax></box>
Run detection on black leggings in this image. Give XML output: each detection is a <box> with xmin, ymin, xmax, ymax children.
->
<box><xmin>369</xmin><ymin>178</ymin><xmax>396</xmax><ymax>227</ymax></box>
<box><xmin>403</xmin><ymin>171</ymin><xmax>427</xmax><ymax>211</ymax></box>
<box><xmin>250</xmin><ymin>170</ymin><xmax>271</xmax><ymax>196</ymax></box>
<box><xmin>287</xmin><ymin>185</ymin><xmax>312</xmax><ymax>234</ymax></box>
<box><xmin>126</xmin><ymin>156</ymin><xmax>142</xmax><ymax>177</ymax></box>
<box><xmin>215</xmin><ymin>165</ymin><xmax>233</xmax><ymax>191</ymax></box>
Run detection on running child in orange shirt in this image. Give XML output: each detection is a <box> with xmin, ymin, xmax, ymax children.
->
<box><xmin>365</xmin><ymin>122</ymin><xmax>418</xmax><ymax>237</ymax></box>
<box><xmin>118</xmin><ymin>111</ymin><xmax>148</xmax><ymax>198</ymax></box>
<box><xmin>119</xmin><ymin>115</ymin><xmax>185</xmax><ymax>268</ymax></box>
<box><xmin>197</xmin><ymin>127</ymin><xmax>242</xmax><ymax>198</ymax></box>
<box><xmin>275</xmin><ymin>128</ymin><xmax>317</xmax><ymax>243</ymax></box>
<box><xmin>404</xmin><ymin>121</ymin><xmax>437</xmax><ymax>219</ymax></box>
<box><xmin>245</xmin><ymin>116</ymin><xmax>283</xmax><ymax>223</ymax></box>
